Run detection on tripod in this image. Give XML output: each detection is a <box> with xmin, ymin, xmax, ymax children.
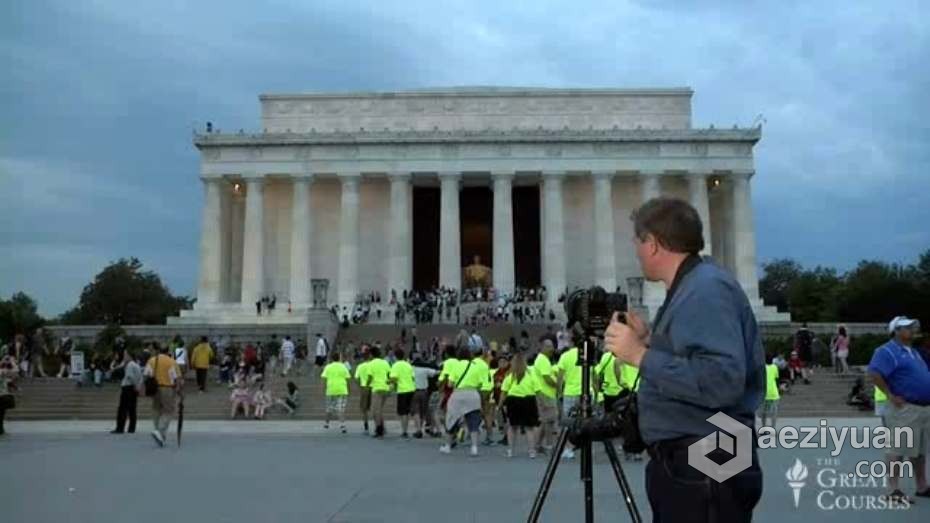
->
<box><xmin>527</xmin><ymin>339</ymin><xmax>643</xmax><ymax>523</ymax></box>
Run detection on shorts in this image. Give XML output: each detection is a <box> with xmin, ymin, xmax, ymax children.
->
<box><xmin>396</xmin><ymin>392</ymin><xmax>414</xmax><ymax>416</ymax></box>
<box><xmin>314</xmin><ymin>356</ymin><xmax>325</xmax><ymax>367</ymax></box>
<box><xmin>359</xmin><ymin>388</ymin><xmax>372</xmax><ymax>411</ymax></box>
<box><xmin>326</xmin><ymin>395</ymin><xmax>348</xmax><ymax>414</ymax></box>
<box><xmin>461</xmin><ymin>410</ymin><xmax>482</xmax><ymax>433</ymax></box>
<box><xmin>412</xmin><ymin>389</ymin><xmax>430</xmax><ymax>419</ymax></box>
<box><xmin>536</xmin><ymin>396</ymin><xmax>558</xmax><ymax>424</ymax></box>
<box><xmin>884</xmin><ymin>403</ymin><xmax>930</xmax><ymax>458</ymax></box>
<box><xmin>561</xmin><ymin>395</ymin><xmax>579</xmax><ymax>426</ymax></box>
<box><xmin>505</xmin><ymin>396</ymin><xmax>540</xmax><ymax>427</ymax></box>
<box><xmin>760</xmin><ymin>399</ymin><xmax>779</xmax><ymax>418</ymax></box>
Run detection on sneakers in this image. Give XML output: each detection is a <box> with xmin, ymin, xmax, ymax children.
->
<box><xmin>470</xmin><ymin>445</ymin><xmax>479</xmax><ymax>457</ymax></box>
<box><xmin>340</xmin><ymin>426</ymin><xmax>347</xmax><ymax>434</ymax></box>
<box><xmin>413</xmin><ymin>431</ymin><xmax>423</xmax><ymax>439</ymax></box>
<box><xmin>562</xmin><ymin>448</ymin><xmax>575</xmax><ymax>460</ymax></box>
<box><xmin>324</xmin><ymin>423</ymin><xmax>330</xmax><ymax>430</ymax></box>
<box><xmin>402</xmin><ymin>432</ymin><xmax>409</xmax><ymax>439</ymax></box>
<box><xmin>505</xmin><ymin>448</ymin><xmax>513</xmax><ymax>458</ymax></box>
<box><xmin>439</xmin><ymin>444</ymin><xmax>452</xmax><ymax>454</ymax></box>
<box><xmin>529</xmin><ymin>450</ymin><xmax>538</xmax><ymax>459</ymax></box>
<box><xmin>150</xmin><ymin>431</ymin><xmax>165</xmax><ymax>448</ymax></box>
<box><xmin>482</xmin><ymin>436</ymin><xmax>493</xmax><ymax>446</ymax></box>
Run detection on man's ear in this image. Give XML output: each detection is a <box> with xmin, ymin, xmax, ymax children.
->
<box><xmin>645</xmin><ymin>234</ymin><xmax>660</xmax><ymax>256</ymax></box>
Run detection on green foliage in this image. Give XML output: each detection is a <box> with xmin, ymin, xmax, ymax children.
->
<box><xmin>760</xmin><ymin>248</ymin><xmax>930</xmax><ymax>324</ymax></box>
<box><xmin>60</xmin><ymin>257</ymin><xmax>193</xmax><ymax>325</ymax></box>
<box><xmin>0</xmin><ymin>292</ymin><xmax>45</xmax><ymax>341</ymax></box>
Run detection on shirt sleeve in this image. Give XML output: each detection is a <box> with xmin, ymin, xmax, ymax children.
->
<box><xmin>639</xmin><ymin>281</ymin><xmax>749</xmax><ymax>410</ymax></box>
<box><xmin>867</xmin><ymin>346</ymin><xmax>895</xmax><ymax>380</ymax></box>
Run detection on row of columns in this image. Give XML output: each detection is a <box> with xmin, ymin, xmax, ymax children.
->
<box><xmin>196</xmin><ymin>170</ymin><xmax>755</xmax><ymax>310</ymax></box>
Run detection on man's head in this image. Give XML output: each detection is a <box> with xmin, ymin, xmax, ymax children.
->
<box><xmin>541</xmin><ymin>339</ymin><xmax>555</xmax><ymax>356</ymax></box>
<box><xmin>889</xmin><ymin>316</ymin><xmax>920</xmax><ymax>345</ymax></box>
<box><xmin>630</xmin><ymin>197</ymin><xmax>704</xmax><ymax>282</ymax></box>
<box><xmin>285</xmin><ymin>335</ymin><xmax>291</xmax><ymax>341</ymax></box>
<box><xmin>370</xmin><ymin>346</ymin><xmax>382</xmax><ymax>359</ymax></box>
<box><xmin>330</xmin><ymin>352</ymin><xmax>341</xmax><ymax>362</ymax></box>
<box><xmin>394</xmin><ymin>348</ymin><xmax>406</xmax><ymax>361</ymax></box>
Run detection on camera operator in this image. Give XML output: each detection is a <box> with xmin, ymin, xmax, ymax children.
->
<box><xmin>605</xmin><ymin>197</ymin><xmax>764</xmax><ymax>523</ymax></box>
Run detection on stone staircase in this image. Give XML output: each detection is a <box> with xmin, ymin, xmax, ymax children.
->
<box><xmin>775</xmin><ymin>369</ymin><xmax>872</xmax><ymax>418</ymax></box>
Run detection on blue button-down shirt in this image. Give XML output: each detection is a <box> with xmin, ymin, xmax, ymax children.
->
<box><xmin>868</xmin><ymin>341</ymin><xmax>930</xmax><ymax>404</ymax></box>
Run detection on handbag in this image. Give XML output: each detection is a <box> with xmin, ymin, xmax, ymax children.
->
<box><xmin>144</xmin><ymin>355</ymin><xmax>159</xmax><ymax>397</ymax></box>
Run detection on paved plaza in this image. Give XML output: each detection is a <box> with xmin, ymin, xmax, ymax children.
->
<box><xmin>1</xmin><ymin>419</ymin><xmax>926</xmax><ymax>522</ymax></box>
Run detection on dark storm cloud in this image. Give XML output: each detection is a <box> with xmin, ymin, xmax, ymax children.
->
<box><xmin>2</xmin><ymin>0</ymin><xmax>927</xmax><ymax>315</ymax></box>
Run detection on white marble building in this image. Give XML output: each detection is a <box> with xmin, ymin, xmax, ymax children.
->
<box><xmin>171</xmin><ymin>87</ymin><xmax>788</xmax><ymax>325</ymax></box>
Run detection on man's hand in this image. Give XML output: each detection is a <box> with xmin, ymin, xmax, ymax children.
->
<box><xmin>604</xmin><ymin>312</ymin><xmax>647</xmax><ymax>368</ymax></box>
<box><xmin>623</xmin><ymin>310</ymin><xmax>650</xmax><ymax>342</ymax></box>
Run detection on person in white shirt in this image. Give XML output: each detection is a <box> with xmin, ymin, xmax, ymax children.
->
<box><xmin>174</xmin><ymin>343</ymin><xmax>188</xmax><ymax>377</ymax></box>
<box><xmin>412</xmin><ymin>360</ymin><xmax>440</xmax><ymax>438</ymax></box>
<box><xmin>315</xmin><ymin>334</ymin><xmax>328</xmax><ymax>367</ymax></box>
<box><xmin>280</xmin><ymin>336</ymin><xmax>296</xmax><ymax>377</ymax></box>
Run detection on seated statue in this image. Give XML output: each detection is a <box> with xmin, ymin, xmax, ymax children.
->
<box><xmin>463</xmin><ymin>254</ymin><xmax>492</xmax><ymax>289</ymax></box>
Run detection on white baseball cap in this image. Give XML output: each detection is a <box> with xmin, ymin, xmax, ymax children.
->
<box><xmin>888</xmin><ymin>316</ymin><xmax>919</xmax><ymax>333</ymax></box>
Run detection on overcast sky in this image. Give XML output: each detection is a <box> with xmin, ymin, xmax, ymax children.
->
<box><xmin>3</xmin><ymin>1</ymin><xmax>928</xmax><ymax>316</ymax></box>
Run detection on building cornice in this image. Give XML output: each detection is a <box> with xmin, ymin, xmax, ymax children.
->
<box><xmin>259</xmin><ymin>87</ymin><xmax>693</xmax><ymax>101</ymax></box>
<box><xmin>193</xmin><ymin>127</ymin><xmax>761</xmax><ymax>149</ymax></box>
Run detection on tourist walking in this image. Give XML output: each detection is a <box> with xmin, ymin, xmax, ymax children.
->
<box><xmin>440</xmin><ymin>347</ymin><xmax>488</xmax><ymax>457</ymax></box>
<box><xmin>321</xmin><ymin>353</ymin><xmax>350</xmax><ymax>433</ymax></box>
<box><xmin>366</xmin><ymin>346</ymin><xmax>392</xmax><ymax>438</ymax></box>
<box><xmin>280</xmin><ymin>335</ymin><xmax>296</xmax><ymax>377</ymax></box>
<box><xmin>354</xmin><ymin>345</ymin><xmax>373</xmax><ymax>433</ymax></box>
<box><xmin>173</xmin><ymin>339</ymin><xmax>188</xmax><ymax>378</ymax></box>
<box><xmin>533</xmin><ymin>339</ymin><xmax>559</xmax><ymax>452</ymax></box>
<box><xmin>314</xmin><ymin>333</ymin><xmax>329</xmax><ymax>368</ymax></box>
<box><xmin>190</xmin><ymin>336</ymin><xmax>213</xmax><ymax>392</ymax></box>
<box><xmin>111</xmin><ymin>350</ymin><xmax>142</xmax><ymax>434</ymax></box>
<box><xmin>760</xmin><ymin>354</ymin><xmax>781</xmax><ymax>428</ymax></box>
<box><xmin>499</xmin><ymin>353</ymin><xmax>541</xmax><ymax>458</ymax></box>
<box><xmin>389</xmin><ymin>348</ymin><xmax>416</xmax><ymax>438</ymax></box>
<box><xmin>412</xmin><ymin>358</ymin><xmax>438</xmax><ymax>438</ymax></box>
<box><xmin>144</xmin><ymin>343</ymin><xmax>183</xmax><ymax>447</ymax></box>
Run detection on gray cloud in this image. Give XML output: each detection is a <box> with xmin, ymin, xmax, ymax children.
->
<box><xmin>2</xmin><ymin>0</ymin><xmax>928</xmax><ymax>315</ymax></box>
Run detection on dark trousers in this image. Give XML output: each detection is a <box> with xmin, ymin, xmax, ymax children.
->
<box><xmin>646</xmin><ymin>440</ymin><xmax>762</xmax><ymax>523</ymax></box>
<box><xmin>115</xmin><ymin>385</ymin><xmax>138</xmax><ymax>433</ymax></box>
<box><xmin>196</xmin><ymin>368</ymin><xmax>208</xmax><ymax>391</ymax></box>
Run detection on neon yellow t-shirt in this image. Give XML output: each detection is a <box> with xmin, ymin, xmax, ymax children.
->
<box><xmin>439</xmin><ymin>358</ymin><xmax>460</xmax><ymax>384</ymax></box>
<box><xmin>501</xmin><ymin>371</ymin><xmax>538</xmax><ymax>398</ymax></box>
<box><xmin>532</xmin><ymin>353</ymin><xmax>557</xmax><ymax>399</ymax></box>
<box><xmin>366</xmin><ymin>358</ymin><xmax>392</xmax><ymax>393</ymax></box>
<box><xmin>557</xmin><ymin>348</ymin><xmax>583</xmax><ymax>396</ymax></box>
<box><xmin>448</xmin><ymin>358</ymin><xmax>486</xmax><ymax>390</ymax></box>
<box><xmin>321</xmin><ymin>362</ymin><xmax>351</xmax><ymax>396</ymax></box>
<box><xmin>390</xmin><ymin>360</ymin><xmax>416</xmax><ymax>394</ymax></box>
<box><xmin>620</xmin><ymin>363</ymin><xmax>640</xmax><ymax>392</ymax></box>
<box><xmin>595</xmin><ymin>352</ymin><xmax>622</xmax><ymax>396</ymax></box>
<box><xmin>874</xmin><ymin>385</ymin><xmax>887</xmax><ymax>403</ymax></box>
<box><xmin>765</xmin><ymin>363</ymin><xmax>780</xmax><ymax>401</ymax></box>
<box><xmin>354</xmin><ymin>360</ymin><xmax>370</xmax><ymax>387</ymax></box>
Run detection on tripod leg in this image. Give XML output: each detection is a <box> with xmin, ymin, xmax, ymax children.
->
<box><xmin>527</xmin><ymin>426</ymin><xmax>571</xmax><ymax>523</ymax></box>
<box><xmin>602</xmin><ymin>440</ymin><xmax>643</xmax><ymax>523</ymax></box>
<box><xmin>581</xmin><ymin>441</ymin><xmax>594</xmax><ymax>523</ymax></box>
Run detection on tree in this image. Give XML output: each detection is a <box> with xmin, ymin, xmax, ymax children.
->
<box><xmin>759</xmin><ymin>259</ymin><xmax>803</xmax><ymax>312</ymax></box>
<box><xmin>835</xmin><ymin>261</ymin><xmax>920</xmax><ymax>323</ymax></box>
<box><xmin>0</xmin><ymin>292</ymin><xmax>45</xmax><ymax>341</ymax></box>
<box><xmin>786</xmin><ymin>266</ymin><xmax>842</xmax><ymax>322</ymax></box>
<box><xmin>60</xmin><ymin>258</ymin><xmax>193</xmax><ymax>325</ymax></box>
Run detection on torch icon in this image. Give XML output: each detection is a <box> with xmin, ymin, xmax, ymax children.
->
<box><xmin>785</xmin><ymin>458</ymin><xmax>809</xmax><ymax>508</ymax></box>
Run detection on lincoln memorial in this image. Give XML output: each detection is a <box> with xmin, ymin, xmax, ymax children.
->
<box><xmin>170</xmin><ymin>87</ymin><xmax>788</xmax><ymax>325</ymax></box>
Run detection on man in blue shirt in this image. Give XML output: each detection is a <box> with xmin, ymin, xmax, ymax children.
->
<box><xmin>606</xmin><ymin>197</ymin><xmax>764</xmax><ymax>522</ymax></box>
<box><xmin>868</xmin><ymin>316</ymin><xmax>930</xmax><ymax>502</ymax></box>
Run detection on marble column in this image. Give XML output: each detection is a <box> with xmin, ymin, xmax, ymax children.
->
<box><xmin>388</xmin><ymin>172</ymin><xmax>412</xmax><ymax>297</ymax></box>
<box><xmin>731</xmin><ymin>171</ymin><xmax>760</xmax><ymax>300</ymax></box>
<box><xmin>338</xmin><ymin>174</ymin><xmax>361</xmax><ymax>304</ymax></box>
<box><xmin>240</xmin><ymin>176</ymin><xmax>265</xmax><ymax>307</ymax></box>
<box><xmin>542</xmin><ymin>171</ymin><xmax>566</xmax><ymax>301</ymax></box>
<box><xmin>688</xmin><ymin>172</ymin><xmax>713</xmax><ymax>256</ymax></box>
<box><xmin>288</xmin><ymin>173</ymin><xmax>313</xmax><ymax>306</ymax></box>
<box><xmin>639</xmin><ymin>171</ymin><xmax>666</xmax><ymax>315</ymax></box>
<box><xmin>438</xmin><ymin>172</ymin><xmax>462</xmax><ymax>290</ymax></box>
<box><xmin>592</xmin><ymin>171</ymin><xmax>616</xmax><ymax>291</ymax></box>
<box><xmin>196</xmin><ymin>177</ymin><xmax>223</xmax><ymax>306</ymax></box>
<box><xmin>492</xmin><ymin>172</ymin><xmax>516</xmax><ymax>295</ymax></box>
